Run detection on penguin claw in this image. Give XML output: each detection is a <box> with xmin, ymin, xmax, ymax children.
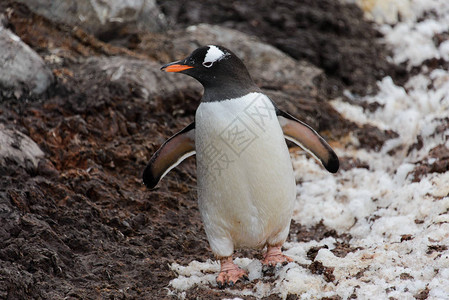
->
<box><xmin>262</xmin><ymin>245</ymin><xmax>294</xmax><ymax>267</ymax></box>
<box><xmin>216</xmin><ymin>261</ymin><xmax>248</xmax><ymax>289</ymax></box>
<box><xmin>216</xmin><ymin>270</ymin><xmax>247</xmax><ymax>289</ymax></box>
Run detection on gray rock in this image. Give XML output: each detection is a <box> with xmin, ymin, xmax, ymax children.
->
<box><xmin>16</xmin><ymin>0</ymin><xmax>167</xmax><ymax>36</ymax></box>
<box><xmin>77</xmin><ymin>56</ymin><xmax>201</xmax><ymax>101</ymax></box>
<box><xmin>0</xmin><ymin>125</ymin><xmax>44</xmax><ymax>169</ymax></box>
<box><xmin>0</xmin><ymin>26</ymin><xmax>54</xmax><ymax>95</ymax></box>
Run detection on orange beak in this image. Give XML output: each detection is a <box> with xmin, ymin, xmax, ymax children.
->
<box><xmin>161</xmin><ymin>62</ymin><xmax>194</xmax><ymax>72</ymax></box>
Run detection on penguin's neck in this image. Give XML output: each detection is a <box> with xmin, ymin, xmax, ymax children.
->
<box><xmin>201</xmin><ymin>80</ymin><xmax>260</xmax><ymax>103</ymax></box>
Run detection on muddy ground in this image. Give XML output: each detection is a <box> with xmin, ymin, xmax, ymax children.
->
<box><xmin>0</xmin><ymin>1</ymin><xmax>410</xmax><ymax>299</ymax></box>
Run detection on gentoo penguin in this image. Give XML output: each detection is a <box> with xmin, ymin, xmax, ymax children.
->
<box><xmin>143</xmin><ymin>45</ymin><xmax>339</xmax><ymax>288</ymax></box>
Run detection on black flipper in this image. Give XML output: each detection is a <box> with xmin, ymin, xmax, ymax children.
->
<box><xmin>276</xmin><ymin>109</ymin><xmax>339</xmax><ymax>173</ymax></box>
<box><xmin>143</xmin><ymin>122</ymin><xmax>196</xmax><ymax>189</ymax></box>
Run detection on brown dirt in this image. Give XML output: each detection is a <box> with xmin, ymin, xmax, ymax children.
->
<box><xmin>411</xmin><ymin>142</ymin><xmax>449</xmax><ymax>182</ymax></box>
<box><xmin>0</xmin><ymin>1</ymin><xmax>404</xmax><ymax>299</ymax></box>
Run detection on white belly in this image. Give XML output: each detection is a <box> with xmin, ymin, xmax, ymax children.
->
<box><xmin>195</xmin><ymin>92</ymin><xmax>296</xmax><ymax>257</ymax></box>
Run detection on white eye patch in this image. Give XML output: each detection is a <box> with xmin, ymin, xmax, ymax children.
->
<box><xmin>203</xmin><ymin>45</ymin><xmax>229</xmax><ymax>67</ymax></box>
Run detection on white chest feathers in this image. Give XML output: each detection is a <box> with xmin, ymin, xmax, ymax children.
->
<box><xmin>194</xmin><ymin>92</ymin><xmax>296</xmax><ymax>257</ymax></box>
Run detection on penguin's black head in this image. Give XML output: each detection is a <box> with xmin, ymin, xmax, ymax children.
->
<box><xmin>161</xmin><ymin>45</ymin><xmax>259</xmax><ymax>102</ymax></box>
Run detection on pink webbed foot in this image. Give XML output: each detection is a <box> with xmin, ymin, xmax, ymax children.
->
<box><xmin>216</xmin><ymin>257</ymin><xmax>248</xmax><ymax>289</ymax></box>
<box><xmin>262</xmin><ymin>245</ymin><xmax>293</xmax><ymax>267</ymax></box>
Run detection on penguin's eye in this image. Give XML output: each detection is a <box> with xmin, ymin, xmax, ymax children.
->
<box><xmin>203</xmin><ymin>61</ymin><xmax>213</xmax><ymax>68</ymax></box>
